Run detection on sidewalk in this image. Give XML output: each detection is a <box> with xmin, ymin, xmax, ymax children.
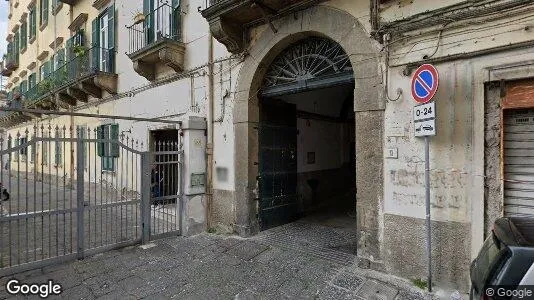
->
<box><xmin>0</xmin><ymin>232</ymin><xmax>429</xmax><ymax>299</ymax></box>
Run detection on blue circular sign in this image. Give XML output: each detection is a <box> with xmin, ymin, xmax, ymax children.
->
<box><xmin>411</xmin><ymin>64</ymin><xmax>439</xmax><ymax>104</ymax></box>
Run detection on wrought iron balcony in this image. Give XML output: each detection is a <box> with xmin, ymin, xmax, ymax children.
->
<box><xmin>127</xmin><ymin>4</ymin><xmax>185</xmax><ymax>81</ymax></box>
<box><xmin>4</xmin><ymin>51</ymin><xmax>19</xmax><ymax>72</ymax></box>
<box><xmin>126</xmin><ymin>3</ymin><xmax>185</xmax><ymax>81</ymax></box>
<box><xmin>0</xmin><ymin>60</ymin><xmax>13</xmax><ymax>77</ymax></box>
<box><xmin>24</xmin><ymin>46</ymin><xmax>117</xmax><ymax>110</ymax></box>
<box><xmin>0</xmin><ymin>46</ymin><xmax>118</xmax><ymax>127</ymax></box>
<box><xmin>201</xmin><ymin>0</ymin><xmax>323</xmax><ymax>53</ymax></box>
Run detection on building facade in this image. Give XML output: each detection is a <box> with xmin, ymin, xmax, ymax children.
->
<box><xmin>2</xmin><ymin>0</ymin><xmax>534</xmax><ymax>292</ymax></box>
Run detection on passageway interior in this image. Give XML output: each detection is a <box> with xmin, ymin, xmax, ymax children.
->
<box><xmin>259</xmin><ymin>83</ymin><xmax>357</xmax><ymax>253</ymax></box>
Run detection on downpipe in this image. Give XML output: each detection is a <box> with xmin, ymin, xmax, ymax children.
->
<box><xmin>206</xmin><ymin>31</ymin><xmax>214</xmax><ymax>230</ymax></box>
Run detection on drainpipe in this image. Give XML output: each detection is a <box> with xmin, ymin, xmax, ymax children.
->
<box><xmin>206</xmin><ymin>31</ymin><xmax>214</xmax><ymax>229</ymax></box>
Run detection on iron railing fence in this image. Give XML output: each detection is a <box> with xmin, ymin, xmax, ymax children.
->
<box><xmin>24</xmin><ymin>47</ymin><xmax>115</xmax><ymax>105</ymax></box>
<box><xmin>127</xmin><ymin>3</ymin><xmax>182</xmax><ymax>55</ymax></box>
<box><xmin>0</xmin><ymin>125</ymin><xmax>183</xmax><ymax>275</ymax></box>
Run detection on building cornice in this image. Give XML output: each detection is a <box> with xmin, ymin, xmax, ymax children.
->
<box><xmin>49</xmin><ymin>37</ymin><xmax>64</xmax><ymax>49</ymax></box>
<box><xmin>69</xmin><ymin>13</ymin><xmax>88</xmax><ymax>32</ymax></box>
<box><xmin>37</xmin><ymin>50</ymin><xmax>49</xmax><ymax>61</ymax></box>
<box><xmin>92</xmin><ymin>0</ymin><xmax>111</xmax><ymax>10</ymax></box>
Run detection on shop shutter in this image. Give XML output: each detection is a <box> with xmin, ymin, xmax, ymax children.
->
<box><xmin>504</xmin><ymin>110</ymin><xmax>534</xmax><ymax>217</ymax></box>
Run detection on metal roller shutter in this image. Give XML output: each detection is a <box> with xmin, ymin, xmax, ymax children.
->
<box><xmin>504</xmin><ymin>110</ymin><xmax>534</xmax><ymax>217</ymax></box>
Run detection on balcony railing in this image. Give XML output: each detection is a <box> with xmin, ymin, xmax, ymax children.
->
<box><xmin>24</xmin><ymin>46</ymin><xmax>114</xmax><ymax>104</ymax></box>
<box><xmin>5</xmin><ymin>51</ymin><xmax>19</xmax><ymax>70</ymax></box>
<box><xmin>127</xmin><ymin>3</ymin><xmax>182</xmax><ymax>55</ymax></box>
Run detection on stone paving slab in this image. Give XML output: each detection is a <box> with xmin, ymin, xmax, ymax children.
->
<box><xmin>0</xmin><ymin>233</ymin><xmax>429</xmax><ymax>300</ymax></box>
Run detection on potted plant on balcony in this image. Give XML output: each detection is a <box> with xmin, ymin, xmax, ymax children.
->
<box><xmin>133</xmin><ymin>11</ymin><xmax>145</xmax><ymax>25</ymax></box>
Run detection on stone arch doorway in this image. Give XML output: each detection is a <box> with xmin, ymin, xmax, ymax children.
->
<box><xmin>258</xmin><ymin>37</ymin><xmax>356</xmax><ymax>231</ymax></box>
<box><xmin>232</xmin><ymin>6</ymin><xmax>385</xmax><ymax>264</ymax></box>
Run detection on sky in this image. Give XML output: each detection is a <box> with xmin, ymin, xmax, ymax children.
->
<box><xmin>0</xmin><ymin>1</ymin><xmax>7</xmax><ymax>58</ymax></box>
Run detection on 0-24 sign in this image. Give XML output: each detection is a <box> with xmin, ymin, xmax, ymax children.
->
<box><xmin>413</xmin><ymin>102</ymin><xmax>435</xmax><ymax>122</ymax></box>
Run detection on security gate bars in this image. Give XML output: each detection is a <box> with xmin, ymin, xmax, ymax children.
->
<box><xmin>0</xmin><ymin>125</ymin><xmax>183</xmax><ymax>276</ymax></box>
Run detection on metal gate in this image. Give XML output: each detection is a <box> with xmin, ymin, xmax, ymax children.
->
<box><xmin>258</xmin><ymin>100</ymin><xmax>298</xmax><ymax>230</ymax></box>
<box><xmin>0</xmin><ymin>125</ymin><xmax>183</xmax><ymax>276</ymax></box>
<box><xmin>504</xmin><ymin>110</ymin><xmax>534</xmax><ymax>217</ymax></box>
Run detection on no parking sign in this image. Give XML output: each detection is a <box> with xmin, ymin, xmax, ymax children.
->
<box><xmin>411</xmin><ymin>64</ymin><xmax>439</xmax><ymax>104</ymax></box>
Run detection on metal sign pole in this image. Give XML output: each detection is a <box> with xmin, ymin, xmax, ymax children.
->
<box><xmin>425</xmin><ymin>135</ymin><xmax>432</xmax><ymax>292</ymax></box>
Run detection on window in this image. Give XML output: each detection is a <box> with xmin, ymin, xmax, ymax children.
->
<box><xmin>53</xmin><ymin>48</ymin><xmax>65</xmax><ymax>70</ymax></box>
<box><xmin>28</xmin><ymin>73</ymin><xmax>36</xmax><ymax>89</ymax></box>
<box><xmin>97</xmin><ymin>124</ymin><xmax>119</xmax><ymax>171</ymax></box>
<box><xmin>54</xmin><ymin>131</ymin><xmax>62</xmax><ymax>166</ymax></box>
<box><xmin>40</xmin><ymin>0</ymin><xmax>48</xmax><ymax>27</ymax></box>
<box><xmin>20</xmin><ymin>80</ymin><xmax>27</xmax><ymax>95</ymax></box>
<box><xmin>19</xmin><ymin>137</ymin><xmax>27</xmax><ymax>161</ymax></box>
<box><xmin>91</xmin><ymin>4</ymin><xmax>115</xmax><ymax>73</ymax></box>
<box><xmin>39</xmin><ymin>61</ymin><xmax>50</xmax><ymax>81</ymax></box>
<box><xmin>20</xmin><ymin>21</ymin><xmax>27</xmax><ymax>52</ymax></box>
<box><xmin>29</xmin><ymin>7</ymin><xmax>36</xmax><ymax>40</ymax></box>
<box><xmin>14</xmin><ymin>30</ymin><xmax>19</xmax><ymax>57</ymax></box>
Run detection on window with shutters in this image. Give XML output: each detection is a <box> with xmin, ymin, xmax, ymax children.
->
<box><xmin>29</xmin><ymin>7</ymin><xmax>36</xmax><ymax>41</ymax></box>
<box><xmin>97</xmin><ymin>124</ymin><xmax>119</xmax><ymax>171</ymax></box>
<box><xmin>91</xmin><ymin>4</ymin><xmax>115</xmax><ymax>73</ymax></box>
<box><xmin>40</xmin><ymin>0</ymin><xmax>48</xmax><ymax>28</ymax></box>
<box><xmin>28</xmin><ymin>73</ymin><xmax>36</xmax><ymax>89</ymax></box>
<box><xmin>20</xmin><ymin>80</ymin><xmax>27</xmax><ymax>95</ymax></box>
<box><xmin>14</xmin><ymin>30</ymin><xmax>19</xmax><ymax>58</ymax></box>
<box><xmin>20</xmin><ymin>21</ymin><xmax>27</xmax><ymax>52</ymax></box>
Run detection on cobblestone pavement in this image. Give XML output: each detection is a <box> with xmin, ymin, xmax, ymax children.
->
<box><xmin>0</xmin><ymin>229</ymin><xmax>429</xmax><ymax>300</ymax></box>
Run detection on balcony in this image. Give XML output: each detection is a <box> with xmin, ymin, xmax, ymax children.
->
<box><xmin>26</xmin><ymin>46</ymin><xmax>117</xmax><ymax>110</ymax></box>
<box><xmin>4</xmin><ymin>51</ymin><xmax>19</xmax><ymax>73</ymax></box>
<box><xmin>201</xmin><ymin>0</ymin><xmax>324</xmax><ymax>53</ymax></box>
<box><xmin>0</xmin><ymin>47</ymin><xmax>118</xmax><ymax>127</ymax></box>
<box><xmin>0</xmin><ymin>60</ymin><xmax>12</xmax><ymax>77</ymax></box>
<box><xmin>126</xmin><ymin>3</ymin><xmax>185</xmax><ymax>81</ymax></box>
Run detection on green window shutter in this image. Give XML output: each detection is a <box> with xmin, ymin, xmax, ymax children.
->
<box><xmin>14</xmin><ymin>30</ymin><xmax>19</xmax><ymax>55</ymax></box>
<box><xmin>44</xmin><ymin>61</ymin><xmax>51</xmax><ymax>77</ymax></box>
<box><xmin>21</xmin><ymin>22</ymin><xmax>27</xmax><ymax>50</ymax></box>
<box><xmin>110</xmin><ymin>124</ymin><xmax>119</xmax><ymax>157</ymax></box>
<box><xmin>97</xmin><ymin>125</ymin><xmax>105</xmax><ymax>157</ymax></box>
<box><xmin>20</xmin><ymin>80</ymin><xmax>27</xmax><ymax>94</ymax></box>
<box><xmin>107</xmin><ymin>4</ymin><xmax>115</xmax><ymax>72</ymax></box>
<box><xmin>66</xmin><ymin>36</ymin><xmax>73</xmax><ymax>61</ymax></box>
<box><xmin>172</xmin><ymin>0</ymin><xmax>181</xmax><ymax>40</ymax></box>
<box><xmin>29</xmin><ymin>73</ymin><xmax>36</xmax><ymax>89</ymax></box>
<box><xmin>144</xmin><ymin>0</ymin><xmax>154</xmax><ymax>44</ymax></box>
<box><xmin>57</xmin><ymin>48</ymin><xmax>65</xmax><ymax>66</ymax></box>
<box><xmin>29</xmin><ymin>8</ymin><xmax>36</xmax><ymax>38</ymax></box>
<box><xmin>42</xmin><ymin>0</ymin><xmax>49</xmax><ymax>25</ymax></box>
<box><xmin>108</xmin><ymin>4</ymin><xmax>115</xmax><ymax>49</ymax></box>
<box><xmin>91</xmin><ymin>18</ymin><xmax>99</xmax><ymax>70</ymax></box>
